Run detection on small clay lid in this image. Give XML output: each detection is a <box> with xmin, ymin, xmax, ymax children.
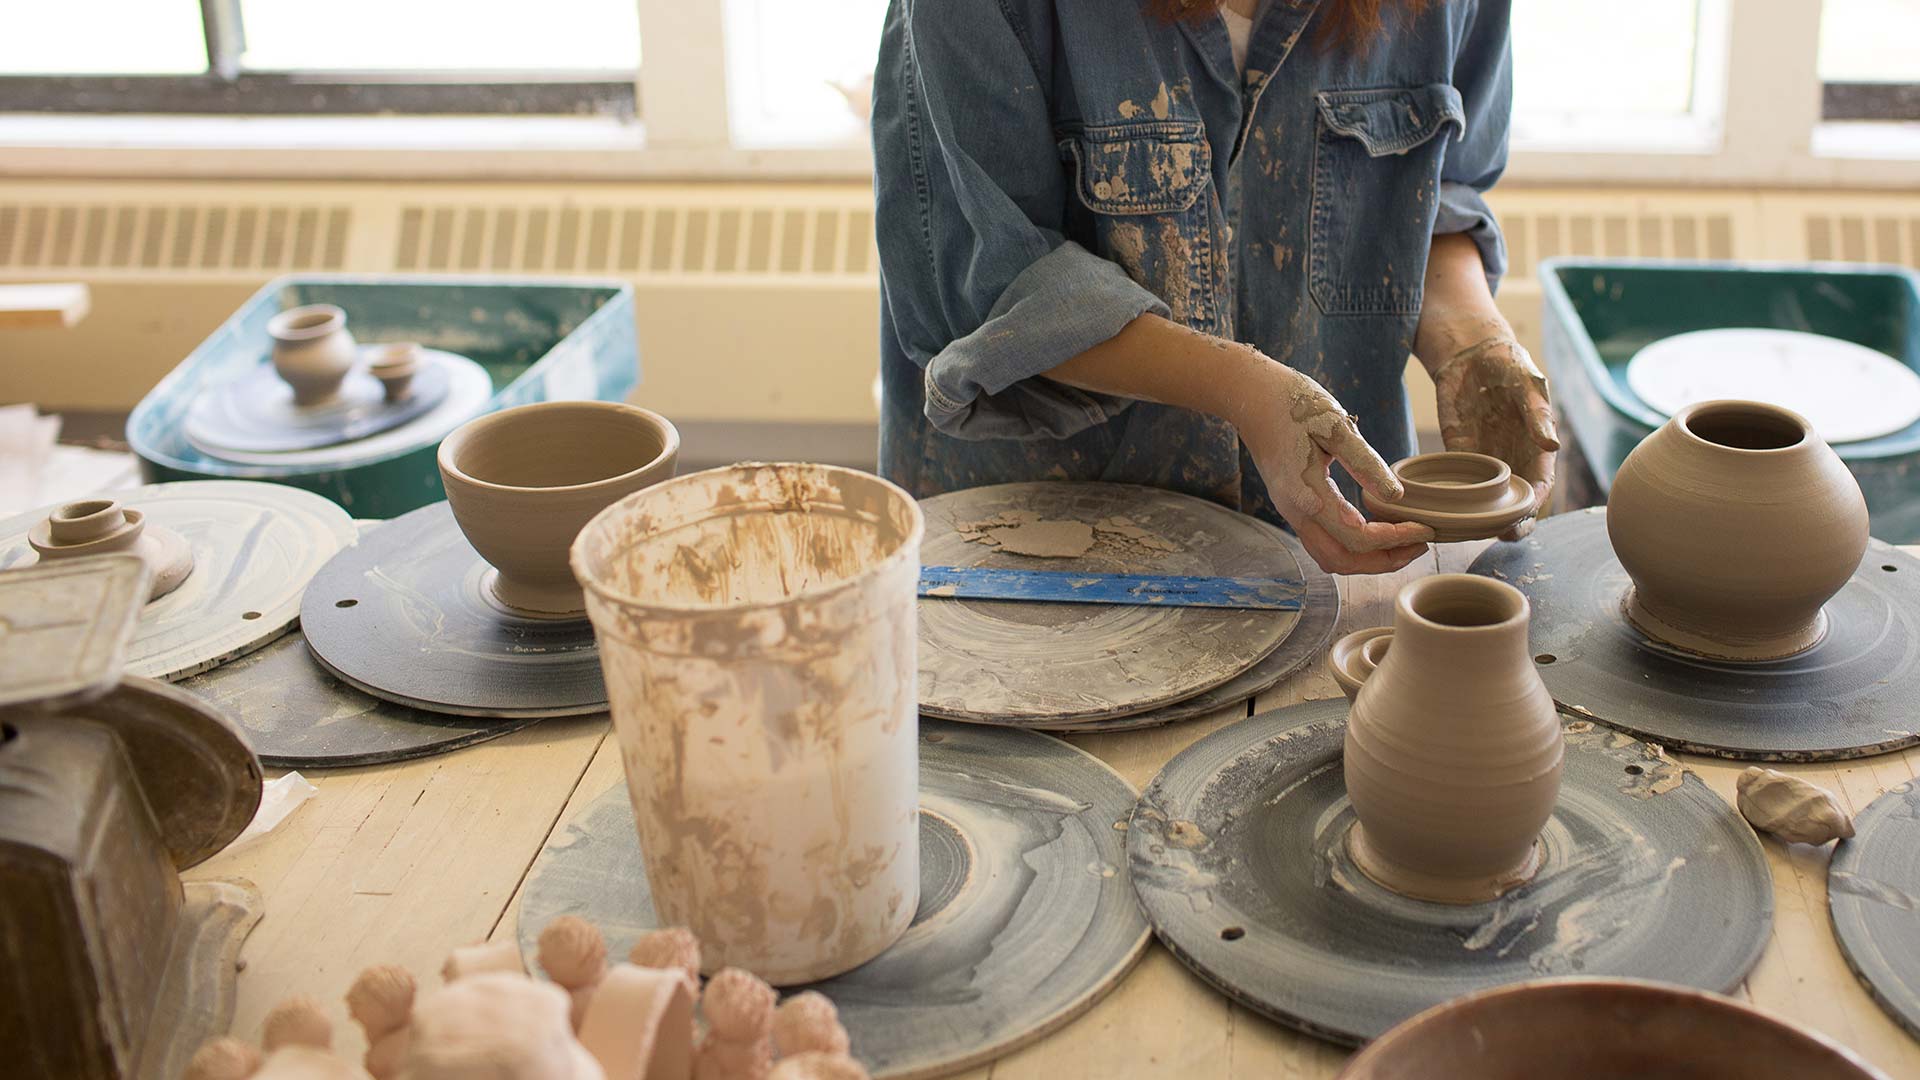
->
<box><xmin>1326</xmin><ymin>626</ymin><xmax>1391</xmax><ymax>702</ymax></box>
<box><xmin>0</xmin><ymin>554</ymin><xmax>149</xmax><ymax>711</ymax></box>
<box><xmin>1336</xmin><ymin>978</ymin><xmax>1889</xmax><ymax>1080</ymax></box>
<box><xmin>1362</xmin><ymin>452</ymin><xmax>1536</xmax><ymax>542</ymax></box>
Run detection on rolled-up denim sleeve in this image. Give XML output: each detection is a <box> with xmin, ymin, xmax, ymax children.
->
<box><xmin>873</xmin><ymin>0</ymin><xmax>1166</xmax><ymax>441</ymax></box>
<box><xmin>1437</xmin><ymin>0</ymin><xmax>1513</xmax><ymax>293</ymax></box>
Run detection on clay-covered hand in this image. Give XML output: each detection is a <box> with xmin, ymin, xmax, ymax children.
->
<box><xmin>1232</xmin><ymin>359</ymin><xmax>1433</xmax><ymax>574</ymax></box>
<box><xmin>1428</xmin><ymin>336</ymin><xmax>1559</xmax><ymax>539</ymax></box>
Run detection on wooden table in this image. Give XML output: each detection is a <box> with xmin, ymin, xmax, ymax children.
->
<box><xmin>190</xmin><ymin>541</ymin><xmax>1920</xmax><ymax>1078</ymax></box>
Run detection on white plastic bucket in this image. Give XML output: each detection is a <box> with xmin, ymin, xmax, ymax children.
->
<box><xmin>571</xmin><ymin>463</ymin><xmax>923</xmax><ymax>983</ymax></box>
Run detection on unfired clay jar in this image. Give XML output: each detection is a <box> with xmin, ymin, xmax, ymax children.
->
<box><xmin>1609</xmin><ymin>399</ymin><xmax>1869</xmax><ymax>661</ymax></box>
<box><xmin>1361</xmin><ymin>452</ymin><xmax>1536</xmax><ymax>543</ymax></box>
<box><xmin>269</xmin><ymin>304</ymin><xmax>359</xmax><ymax>408</ymax></box>
<box><xmin>1342</xmin><ymin>574</ymin><xmax>1564</xmax><ymax>904</ymax></box>
<box><xmin>1326</xmin><ymin>626</ymin><xmax>1392</xmax><ymax>702</ymax></box>
<box><xmin>571</xmin><ymin>463</ymin><xmax>923</xmax><ymax>983</ymax></box>
<box><xmin>369</xmin><ymin>343</ymin><xmax>424</xmax><ymax>402</ymax></box>
<box><xmin>1335</xmin><ymin>978</ymin><xmax>1889</xmax><ymax>1080</ymax></box>
<box><xmin>438</xmin><ymin>401</ymin><xmax>680</xmax><ymax>618</ymax></box>
<box><xmin>28</xmin><ymin>497</ymin><xmax>193</xmax><ymax>601</ymax></box>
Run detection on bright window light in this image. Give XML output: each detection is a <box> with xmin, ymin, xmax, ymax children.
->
<box><xmin>1511</xmin><ymin>2</ymin><xmax>1699</xmax><ymax>119</ymax></box>
<box><xmin>1818</xmin><ymin>0</ymin><xmax>1920</xmax><ymax>82</ymax></box>
<box><xmin>1</xmin><ymin>0</ymin><xmax>207</xmax><ymax>75</ymax></box>
<box><xmin>727</xmin><ymin>0</ymin><xmax>886</xmax><ymax>148</ymax></box>
<box><xmin>237</xmin><ymin>0</ymin><xmax>640</xmax><ymax>72</ymax></box>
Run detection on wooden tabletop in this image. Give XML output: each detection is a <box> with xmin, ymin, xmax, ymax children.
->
<box><xmin>189</xmin><ymin>541</ymin><xmax>1920</xmax><ymax>1078</ymax></box>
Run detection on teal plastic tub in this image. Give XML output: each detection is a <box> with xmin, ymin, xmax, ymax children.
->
<box><xmin>1540</xmin><ymin>259</ymin><xmax>1920</xmax><ymax>542</ymax></box>
<box><xmin>129</xmin><ymin>275</ymin><xmax>638</xmax><ymax>519</ymax></box>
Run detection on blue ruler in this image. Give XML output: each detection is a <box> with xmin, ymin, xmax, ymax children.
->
<box><xmin>918</xmin><ymin>566</ymin><xmax>1303</xmax><ymax>610</ymax></box>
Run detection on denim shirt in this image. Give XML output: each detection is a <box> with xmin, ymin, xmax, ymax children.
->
<box><xmin>872</xmin><ymin>0</ymin><xmax>1512</xmax><ymax>523</ymax></box>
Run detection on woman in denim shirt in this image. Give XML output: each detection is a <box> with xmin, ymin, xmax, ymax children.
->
<box><xmin>872</xmin><ymin>0</ymin><xmax>1556</xmax><ymax>574</ymax></box>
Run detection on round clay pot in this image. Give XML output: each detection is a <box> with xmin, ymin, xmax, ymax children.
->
<box><xmin>1608</xmin><ymin>399</ymin><xmax>1868</xmax><ymax>661</ymax></box>
<box><xmin>1362</xmin><ymin>452</ymin><xmax>1536</xmax><ymax>542</ymax></box>
<box><xmin>1326</xmin><ymin>626</ymin><xmax>1392</xmax><ymax>702</ymax></box>
<box><xmin>438</xmin><ymin>401</ymin><xmax>680</xmax><ymax>618</ymax></box>
<box><xmin>268</xmin><ymin>304</ymin><xmax>358</xmax><ymax>407</ymax></box>
<box><xmin>27</xmin><ymin>498</ymin><xmax>194</xmax><ymax>601</ymax></box>
<box><xmin>1336</xmin><ymin>978</ymin><xmax>1889</xmax><ymax>1080</ymax></box>
<box><xmin>1343</xmin><ymin>574</ymin><xmax>1563</xmax><ymax>904</ymax></box>
<box><xmin>368</xmin><ymin>342</ymin><xmax>423</xmax><ymax>402</ymax></box>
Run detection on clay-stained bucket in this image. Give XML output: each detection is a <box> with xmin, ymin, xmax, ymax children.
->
<box><xmin>571</xmin><ymin>463</ymin><xmax>924</xmax><ymax>984</ymax></box>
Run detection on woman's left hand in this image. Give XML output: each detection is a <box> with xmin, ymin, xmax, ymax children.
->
<box><xmin>1428</xmin><ymin>335</ymin><xmax>1559</xmax><ymax>540</ymax></box>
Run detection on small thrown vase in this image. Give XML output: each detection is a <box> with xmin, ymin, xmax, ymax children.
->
<box><xmin>28</xmin><ymin>498</ymin><xmax>193</xmax><ymax>601</ymax></box>
<box><xmin>269</xmin><ymin>304</ymin><xmax>359</xmax><ymax>408</ymax></box>
<box><xmin>1362</xmin><ymin>452</ymin><xmax>1537</xmax><ymax>542</ymax></box>
<box><xmin>438</xmin><ymin>401</ymin><xmax>680</xmax><ymax>618</ymax></box>
<box><xmin>1608</xmin><ymin>399</ymin><xmax>1868</xmax><ymax>661</ymax></box>
<box><xmin>368</xmin><ymin>342</ymin><xmax>423</xmax><ymax>402</ymax></box>
<box><xmin>1342</xmin><ymin>574</ymin><xmax>1564</xmax><ymax>904</ymax></box>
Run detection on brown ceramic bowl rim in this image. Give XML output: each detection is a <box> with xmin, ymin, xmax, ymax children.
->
<box><xmin>268</xmin><ymin>303</ymin><xmax>347</xmax><ymax>342</ymax></box>
<box><xmin>1395</xmin><ymin>573</ymin><xmax>1529</xmax><ymax>636</ymax></box>
<box><xmin>1673</xmin><ymin>399</ymin><xmax>1813</xmax><ymax>455</ymax></box>
<box><xmin>1337</xmin><ymin>976</ymin><xmax>1890</xmax><ymax>1080</ymax></box>
<box><xmin>437</xmin><ymin>400</ymin><xmax>681</xmax><ymax>497</ymax></box>
<box><xmin>1392</xmin><ymin>451</ymin><xmax>1512</xmax><ymax>498</ymax></box>
<box><xmin>571</xmin><ymin>461</ymin><xmax>926</xmax><ymax>619</ymax></box>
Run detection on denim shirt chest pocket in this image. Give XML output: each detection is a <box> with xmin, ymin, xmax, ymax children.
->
<box><xmin>1061</xmin><ymin>121</ymin><xmax>1224</xmax><ymax>331</ymax></box>
<box><xmin>1309</xmin><ymin>83</ymin><xmax>1466</xmax><ymax>316</ymax></box>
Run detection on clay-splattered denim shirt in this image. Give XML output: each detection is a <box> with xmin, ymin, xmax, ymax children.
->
<box><xmin>872</xmin><ymin>0</ymin><xmax>1511</xmax><ymax>522</ymax></box>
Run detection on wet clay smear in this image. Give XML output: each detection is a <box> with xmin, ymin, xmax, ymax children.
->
<box><xmin>959</xmin><ymin>510</ymin><xmax>1179</xmax><ymax>559</ymax></box>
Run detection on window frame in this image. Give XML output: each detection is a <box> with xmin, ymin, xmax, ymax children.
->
<box><xmin>0</xmin><ymin>0</ymin><xmax>1914</xmax><ymax>188</ymax></box>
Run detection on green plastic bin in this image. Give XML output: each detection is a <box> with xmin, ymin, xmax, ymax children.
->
<box><xmin>1540</xmin><ymin>258</ymin><xmax>1920</xmax><ymax>542</ymax></box>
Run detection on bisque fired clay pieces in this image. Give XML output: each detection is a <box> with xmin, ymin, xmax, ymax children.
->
<box><xmin>1361</xmin><ymin>452</ymin><xmax>1537</xmax><ymax>543</ymax></box>
<box><xmin>1342</xmin><ymin>574</ymin><xmax>1564</xmax><ymax>904</ymax></box>
<box><xmin>438</xmin><ymin>401</ymin><xmax>680</xmax><ymax>618</ymax></box>
<box><xmin>27</xmin><ymin>497</ymin><xmax>194</xmax><ymax>601</ymax></box>
<box><xmin>1609</xmin><ymin>399</ymin><xmax>1869</xmax><ymax>661</ymax></box>
<box><xmin>1737</xmin><ymin>767</ymin><xmax>1855</xmax><ymax>846</ymax></box>
<box><xmin>1327</xmin><ymin>626</ymin><xmax>1392</xmax><ymax>702</ymax></box>
<box><xmin>269</xmin><ymin>303</ymin><xmax>358</xmax><ymax>408</ymax></box>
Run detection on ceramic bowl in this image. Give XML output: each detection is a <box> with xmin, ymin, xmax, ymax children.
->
<box><xmin>1362</xmin><ymin>452</ymin><xmax>1536</xmax><ymax>542</ymax></box>
<box><xmin>1336</xmin><ymin>978</ymin><xmax>1888</xmax><ymax>1080</ymax></box>
<box><xmin>438</xmin><ymin>401</ymin><xmax>679</xmax><ymax>617</ymax></box>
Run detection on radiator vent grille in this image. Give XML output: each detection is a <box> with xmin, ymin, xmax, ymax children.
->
<box><xmin>391</xmin><ymin>204</ymin><xmax>878</xmax><ymax>277</ymax></box>
<box><xmin>1804</xmin><ymin>213</ymin><xmax>1920</xmax><ymax>268</ymax></box>
<box><xmin>0</xmin><ymin>203</ymin><xmax>350</xmax><ymax>271</ymax></box>
<box><xmin>1499</xmin><ymin>211</ymin><xmax>1737</xmax><ymax>280</ymax></box>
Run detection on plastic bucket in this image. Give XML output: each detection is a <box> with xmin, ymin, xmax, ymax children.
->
<box><xmin>570</xmin><ymin>462</ymin><xmax>924</xmax><ymax>983</ymax></box>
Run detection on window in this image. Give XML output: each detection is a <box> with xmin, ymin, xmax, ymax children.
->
<box><xmin>1508</xmin><ymin>1</ymin><xmax>1718</xmax><ymax>152</ymax></box>
<box><xmin>1819</xmin><ymin>0</ymin><xmax>1920</xmax><ymax>121</ymax></box>
<box><xmin>725</xmin><ymin>0</ymin><xmax>885</xmax><ymax>148</ymax></box>
<box><xmin>0</xmin><ymin>0</ymin><xmax>639</xmax><ymax>116</ymax></box>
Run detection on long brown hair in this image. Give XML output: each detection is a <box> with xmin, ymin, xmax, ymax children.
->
<box><xmin>1151</xmin><ymin>0</ymin><xmax>1430</xmax><ymax>51</ymax></box>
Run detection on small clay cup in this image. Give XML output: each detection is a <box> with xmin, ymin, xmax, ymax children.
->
<box><xmin>367</xmin><ymin>342</ymin><xmax>423</xmax><ymax>402</ymax></box>
<box><xmin>1343</xmin><ymin>574</ymin><xmax>1564</xmax><ymax>904</ymax></box>
<box><xmin>438</xmin><ymin>401</ymin><xmax>680</xmax><ymax>618</ymax></box>
<box><xmin>27</xmin><ymin>498</ymin><xmax>193</xmax><ymax>601</ymax></box>
<box><xmin>1362</xmin><ymin>452</ymin><xmax>1536</xmax><ymax>542</ymax></box>
<box><xmin>1326</xmin><ymin>626</ymin><xmax>1392</xmax><ymax>702</ymax></box>
<box><xmin>268</xmin><ymin>304</ymin><xmax>358</xmax><ymax>407</ymax></box>
<box><xmin>1609</xmin><ymin>399</ymin><xmax>1869</xmax><ymax>661</ymax></box>
<box><xmin>1336</xmin><ymin>978</ymin><xmax>1889</xmax><ymax>1080</ymax></box>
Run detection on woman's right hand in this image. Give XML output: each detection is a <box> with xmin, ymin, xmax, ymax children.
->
<box><xmin>1227</xmin><ymin>355</ymin><xmax>1434</xmax><ymax>575</ymax></box>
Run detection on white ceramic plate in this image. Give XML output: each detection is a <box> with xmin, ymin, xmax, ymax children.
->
<box><xmin>1626</xmin><ymin>328</ymin><xmax>1920</xmax><ymax>444</ymax></box>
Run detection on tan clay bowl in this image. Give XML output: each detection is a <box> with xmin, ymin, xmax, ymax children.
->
<box><xmin>1362</xmin><ymin>452</ymin><xmax>1536</xmax><ymax>542</ymax></box>
<box><xmin>438</xmin><ymin>401</ymin><xmax>679</xmax><ymax>618</ymax></box>
<box><xmin>1336</xmin><ymin>978</ymin><xmax>1889</xmax><ymax>1080</ymax></box>
<box><xmin>1326</xmin><ymin>626</ymin><xmax>1392</xmax><ymax>701</ymax></box>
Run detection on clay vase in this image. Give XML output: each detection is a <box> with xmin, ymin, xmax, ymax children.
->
<box><xmin>269</xmin><ymin>304</ymin><xmax>359</xmax><ymax>407</ymax></box>
<box><xmin>1608</xmin><ymin>399</ymin><xmax>1868</xmax><ymax>661</ymax></box>
<box><xmin>1342</xmin><ymin>574</ymin><xmax>1564</xmax><ymax>904</ymax></box>
<box><xmin>437</xmin><ymin>401</ymin><xmax>680</xmax><ymax>618</ymax></box>
<box><xmin>28</xmin><ymin>498</ymin><xmax>193</xmax><ymax>601</ymax></box>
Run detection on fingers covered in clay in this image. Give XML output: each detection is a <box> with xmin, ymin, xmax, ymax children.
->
<box><xmin>1431</xmin><ymin>337</ymin><xmax>1559</xmax><ymax>540</ymax></box>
